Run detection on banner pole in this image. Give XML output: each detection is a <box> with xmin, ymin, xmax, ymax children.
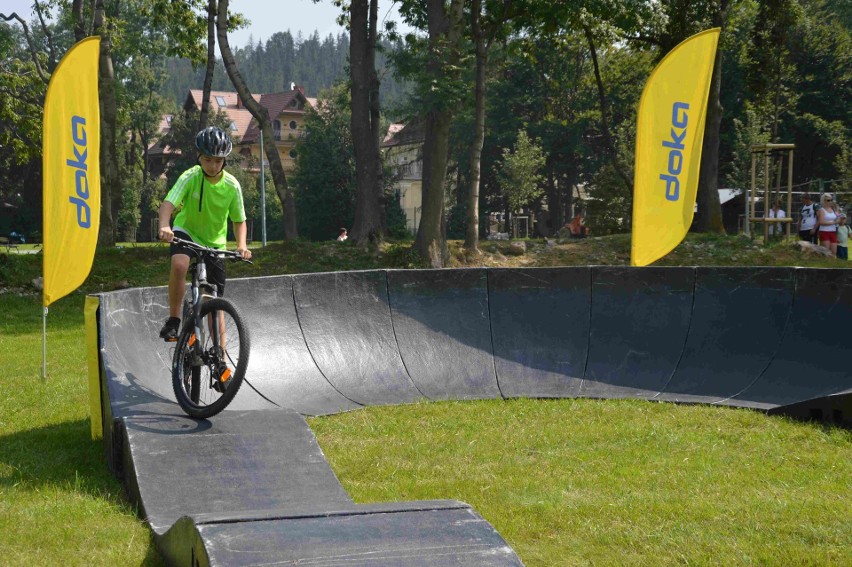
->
<box><xmin>42</xmin><ymin>306</ymin><xmax>48</xmax><ymax>379</ymax></box>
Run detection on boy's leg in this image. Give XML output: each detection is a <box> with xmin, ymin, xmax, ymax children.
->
<box><xmin>160</xmin><ymin>235</ymin><xmax>193</xmax><ymax>341</ymax></box>
<box><xmin>159</xmin><ymin>255</ymin><xmax>188</xmax><ymax>341</ymax></box>
<box><xmin>168</xmin><ymin>254</ymin><xmax>190</xmax><ymax>317</ymax></box>
<box><xmin>205</xmin><ymin>258</ymin><xmax>227</xmax><ymax>351</ymax></box>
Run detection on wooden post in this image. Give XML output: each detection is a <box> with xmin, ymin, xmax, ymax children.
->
<box><xmin>748</xmin><ymin>150</ymin><xmax>756</xmax><ymax>237</ymax></box>
<box><xmin>750</xmin><ymin>143</ymin><xmax>796</xmax><ymax>244</ymax></box>
<box><xmin>763</xmin><ymin>148</ymin><xmax>770</xmax><ymax>244</ymax></box>
<box><xmin>787</xmin><ymin>148</ymin><xmax>794</xmax><ymax>240</ymax></box>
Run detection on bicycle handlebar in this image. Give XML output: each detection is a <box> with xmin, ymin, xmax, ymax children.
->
<box><xmin>170</xmin><ymin>237</ymin><xmax>253</xmax><ymax>264</ymax></box>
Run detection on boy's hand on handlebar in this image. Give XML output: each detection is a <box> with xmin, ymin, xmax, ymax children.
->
<box><xmin>159</xmin><ymin>226</ymin><xmax>174</xmax><ymax>242</ymax></box>
<box><xmin>236</xmin><ymin>246</ymin><xmax>252</xmax><ymax>260</ymax></box>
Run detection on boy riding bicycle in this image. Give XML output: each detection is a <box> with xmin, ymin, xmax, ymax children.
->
<box><xmin>158</xmin><ymin>126</ymin><xmax>252</xmax><ymax>341</ymax></box>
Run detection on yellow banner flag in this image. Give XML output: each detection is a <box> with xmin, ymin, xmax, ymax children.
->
<box><xmin>43</xmin><ymin>37</ymin><xmax>101</xmax><ymax>306</ymax></box>
<box><xmin>631</xmin><ymin>28</ymin><xmax>720</xmax><ymax>267</ymax></box>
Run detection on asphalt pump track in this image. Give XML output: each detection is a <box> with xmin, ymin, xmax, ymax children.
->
<box><xmin>88</xmin><ymin>266</ymin><xmax>852</xmax><ymax>566</ymax></box>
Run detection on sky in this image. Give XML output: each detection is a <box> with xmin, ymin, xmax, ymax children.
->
<box><xmin>2</xmin><ymin>0</ymin><xmax>411</xmax><ymax>48</ymax></box>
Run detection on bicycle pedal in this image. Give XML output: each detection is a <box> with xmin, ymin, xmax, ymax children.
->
<box><xmin>212</xmin><ymin>366</ymin><xmax>231</xmax><ymax>393</ymax></box>
<box><xmin>163</xmin><ymin>336</ymin><xmax>178</xmax><ymax>343</ymax></box>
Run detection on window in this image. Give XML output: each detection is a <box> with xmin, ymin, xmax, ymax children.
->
<box><xmin>289</xmin><ymin>120</ymin><xmax>298</xmax><ymax>130</ymax></box>
<box><xmin>288</xmin><ymin>149</ymin><xmax>298</xmax><ymax>159</ymax></box>
<box><xmin>273</xmin><ymin>120</ymin><xmax>282</xmax><ymax>140</ymax></box>
<box><xmin>229</xmin><ymin>122</ymin><xmax>237</xmax><ymax>131</ymax></box>
<box><xmin>215</xmin><ymin>96</ymin><xmax>227</xmax><ymax>107</ymax></box>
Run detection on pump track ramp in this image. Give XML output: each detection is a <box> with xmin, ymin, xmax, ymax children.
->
<box><xmin>87</xmin><ymin>266</ymin><xmax>852</xmax><ymax>566</ymax></box>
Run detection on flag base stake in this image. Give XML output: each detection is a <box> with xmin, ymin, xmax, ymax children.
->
<box><xmin>42</xmin><ymin>306</ymin><xmax>48</xmax><ymax>379</ymax></box>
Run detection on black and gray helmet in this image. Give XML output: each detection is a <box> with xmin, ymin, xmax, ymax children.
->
<box><xmin>195</xmin><ymin>126</ymin><xmax>233</xmax><ymax>158</ymax></box>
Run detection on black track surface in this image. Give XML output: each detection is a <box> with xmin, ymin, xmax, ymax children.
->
<box><xmin>93</xmin><ymin>266</ymin><xmax>852</xmax><ymax>566</ymax></box>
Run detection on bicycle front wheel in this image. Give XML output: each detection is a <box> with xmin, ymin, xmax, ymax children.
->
<box><xmin>171</xmin><ymin>298</ymin><xmax>250</xmax><ymax>418</ymax></box>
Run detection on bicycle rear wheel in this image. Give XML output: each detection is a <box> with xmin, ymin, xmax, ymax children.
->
<box><xmin>171</xmin><ymin>298</ymin><xmax>250</xmax><ymax>418</ymax></box>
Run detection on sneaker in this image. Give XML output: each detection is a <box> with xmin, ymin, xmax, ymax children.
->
<box><xmin>159</xmin><ymin>317</ymin><xmax>181</xmax><ymax>342</ymax></box>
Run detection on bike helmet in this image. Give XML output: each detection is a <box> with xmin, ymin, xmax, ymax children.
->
<box><xmin>195</xmin><ymin>126</ymin><xmax>233</xmax><ymax>158</ymax></box>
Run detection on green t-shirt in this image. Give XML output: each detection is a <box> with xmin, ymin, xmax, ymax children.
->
<box><xmin>165</xmin><ymin>165</ymin><xmax>246</xmax><ymax>249</ymax></box>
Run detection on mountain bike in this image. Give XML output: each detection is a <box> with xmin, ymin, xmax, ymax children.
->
<box><xmin>169</xmin><ymin>237</ymin><xmax>251</xmax><ymax>418</ymax></box>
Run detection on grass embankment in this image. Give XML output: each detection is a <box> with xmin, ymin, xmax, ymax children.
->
<box><xmin>0</xmin><ymin>234</ymin><xmax>849</xmax><ymax>566</ymax></box>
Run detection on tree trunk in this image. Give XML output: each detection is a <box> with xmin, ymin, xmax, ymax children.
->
<box><xmin>415</xmin><ymin>0</ymin><xmax>465</xmax><ymax>267</ymax></box>
<box><xmin>349</xmin><ymin>0</ymin><xmax>384</xmax><ymax>246</ymax></box>
<box><xmin>198</xmin><ymin>0</ymin><xmax>216</xmax><ymax>131</ymax></box>
<box><xmin>544</xmin><ymin>169</ymin><xmax>558</xmax><ymax>235</ymax></box>
<box><xmin>584</xmin><ymin>25</ymin><xmax>632</xmax><ymax>194</ymax></box>
<box><xmin>367</xmin><ymin>0</ymin><xmax>385</xmax><ymax>236</ymax></box>
<box><xmin>217</xmin><ymin>0</ymin><xmax>297</xmax><ymax>239</ymax></box>
<box><xmin>418</xmin><ymin>110</ymin><xmax>454</xmax><ymax>266</ymax></box>
<box><xmin>72</xmin><ymin>0</ymin><xmax>85</xmax><ymax>41</ymax></box>
<box><xmin>94</xmin><ymin>0</ymin><xmax>117</xmax><ymax>246</ymax></box>
<box><xmin>140</xmin><ymin>126</ymin><xmax>150</xmax><ymax>184</ymax></box>
<box><xmin>465</xmin><ymin>0</ymin><xmax>486</xmax><ymax>253</ymax></box>
<box><xmin>694</xmin><ymin>2</ymin><xmax>729</xmax><ymax>233</ymax></box>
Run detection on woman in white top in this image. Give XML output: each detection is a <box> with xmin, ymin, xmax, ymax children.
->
<box><xmin>816</xmin><ymin>193</ymin><xmax>840</xmax><ymax>256</ymax></box>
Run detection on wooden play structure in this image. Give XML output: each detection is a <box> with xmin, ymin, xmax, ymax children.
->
<box><xmin>746</xmin><ymin>143</ymin><xmax>795</xmax><ymax>243</ymax></box>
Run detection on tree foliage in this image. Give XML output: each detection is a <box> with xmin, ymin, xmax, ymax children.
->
<box><xmin>157</xmin><ymin>30</ymin><xmax>410</xmax><ymax>115</ymax></box>
<box><xmin>2</xmin><ymin>0</ymin><xmax>849</xmax><ymax>247</ymax></box>
<box><xmin>291</xmin><ymin>82</ymin><xmax>406</xmax><ymax>241</ymax></box>
<box><xmin>495</xmin><ymin>129</ymin><xmax>547</xmax><ymax>212</ymax></box>
<box><xmin>291</xmin><ymin>83</ymin><xmax>356</xmax><ymax>241</ymax></box>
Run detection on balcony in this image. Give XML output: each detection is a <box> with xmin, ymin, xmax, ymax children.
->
<box><xmin>398</xmin><ymin>162</ymin><xmax>422</xmax><ymax>179</ymax></box>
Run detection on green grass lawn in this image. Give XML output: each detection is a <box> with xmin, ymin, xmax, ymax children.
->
<box><xmin>0</xmin><ymin>235</ymin><xmax>849</xmax><ymax>565</ymax></box>
<box><xmin>0</xmin><ymin>295</ymin><xmax>162</xmax><ymax>566</ymax></box>
<box><xmin>311</xmin><ymin>399</ymin><xmax>852</xmax><ymax>566</ymax></box>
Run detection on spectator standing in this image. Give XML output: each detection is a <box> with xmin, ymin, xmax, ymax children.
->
<box><xmin>836</xmin><ymin>213</ymin><xmax>849</xmax><ymax>261</ymax></box>
<box><xmin>337</xmin><ymin>228</ymin><xmax>348</xmax><ymax>242</ymax></box>
<box><xmin>816</xmin><ymin>193</ymin><xmax>840</xmax><ymax>256</ymax></box>
<box><xmin>798</xmin><ymin>193</ymin><xmax>818</xmax><ymax>243</ymax></box>
<box><xmin>767</xmin><ymin>201</ymin><xmax>785</xmax><ymax>238</ymax></box>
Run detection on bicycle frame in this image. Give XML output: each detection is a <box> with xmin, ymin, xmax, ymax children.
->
<box><xmin>189</xmin><ymin>253</ymin><xmax>220</xmax><ymax>338</ymax></box>
<box><xmin>179</xmin><ymin>241</ymin><xmax>232</xmax><ymax>399</ymax></box>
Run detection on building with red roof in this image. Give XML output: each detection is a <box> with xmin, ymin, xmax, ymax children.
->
<box><xmin>147</xmin><ymin>85</ymin><xmax>314</xmax><ymax>177</ymax></box>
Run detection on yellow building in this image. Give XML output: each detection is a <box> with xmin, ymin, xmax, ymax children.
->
<box><xmin>180</xmin><ymin>85</ymin><xmax>315</xmax><ymax>174</ymax></box>
<box><xmin>381</xmin><ymin>121</ymin><xmax>425</xmax><ymax>234</ymax></box>
<box><xmin>236</xmin><ymin>86</ymin><xmax>316</xmax><ymax>173</ymax></box>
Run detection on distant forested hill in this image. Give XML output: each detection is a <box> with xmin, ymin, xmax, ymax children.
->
<box><xmin>160</xmin><ymin>30</ymin><xmax>410</xmax><ymax>118</ymax></box>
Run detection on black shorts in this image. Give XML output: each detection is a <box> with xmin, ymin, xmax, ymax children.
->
<box><xmin>799</xmin><ymin>229</ymin><xmax>818</xmax><ymax>244</ymax></box>
<box><xmin>170</xmin><ymin>231</ymin><xmax>226</xmax><ymax>296</ymax></box>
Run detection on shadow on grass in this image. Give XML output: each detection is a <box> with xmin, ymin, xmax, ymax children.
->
<box><xmin>0</xmin><ymin>418</ymin><xmax>164</xmax><ymax>566</ymax></box>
